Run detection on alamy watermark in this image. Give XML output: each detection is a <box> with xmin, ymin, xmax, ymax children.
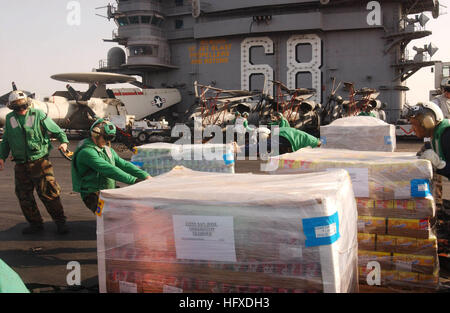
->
<box><xmin>67</xmin><ymin>1</ymin><xmax>81</xmax><ymax>26</ymax></box>
<box><xmin>366</xmin><ymin>261</ymin><xmax>381</xmax><ymax>286</ymax></box>
<box><xmin>168</xmin><ymin>120</ymin><xmax>280</xmax><ymax>163</ymax></box>
<box><xmin>66</xmin><ymin>261</ymin><xmax>81</xmax><ymax>286</ymax></box>
<box><xmin>367</xmin><ymin>1</ymin><xmax>382</xmax><ymax>26</ymax></box>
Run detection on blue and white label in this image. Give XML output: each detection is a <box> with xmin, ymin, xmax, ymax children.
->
<box><xmin>410</xmin><ymin>179</ymin><xmax>431</xmax><ymax>197</ymax></box>
<box><xmin>302</xmin><ymin>212</ymin><xmax>340</xmax><ymax>247</ymax></box>
<box><xmin>315</xmin><ymin>223</ymin><xmax>337</xmax><ymax>238</ymax></box>
<box><xmin>223</xmin><ymin>153</ymin><xmax>235</xmax><ymax>165</ymax></box>
<box><xmin>131</xmin><ymin>161</ymin><xmax>144</xmax><ymax>168</ymax></box>
<box><xmin>384</xmin><ymin>136</ymin><xmax>392</xmax><ymax>145</ymax></box>
<box><xmin>320</xmin><ymin>136</ymin><xmax>327</xmax><ymax>145</ymax></box>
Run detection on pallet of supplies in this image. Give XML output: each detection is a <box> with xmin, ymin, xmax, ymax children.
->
<box><xmin>319</xmin><ymin>116</ymin><xmax>396</xmax><ymax>152</ymax></box>
<box><xmin>358</xmin><ymin>216</ymin><xmax>433</xmax><ymax>239</ymax></box>
<box><xmin>263</xmin><ymin>148</ymin><xmax>440</xmax><ymax>291</ymax></box>
<box><xmin>130</xmin><ymin>143</ymin><xmax>236</xmax><ymax>176</ymax></box>
<box><xmin>263</xmin><ymin>148</ymin><xmax>433</xmax><ymax>201</ymax></box>
<box><xmin>96</xmin><ymin>168</ymin><xmax>359</xmax><ymax>293</ymax></box>
<box><xmin>356</xmin><ymin>198</ymin><xmax>435</xmax><ymax>219</ymax></box>
<box><xmin>358</xmin><ymin>250</ymin><xmax>439</xmax><ymax>290</ymax></box>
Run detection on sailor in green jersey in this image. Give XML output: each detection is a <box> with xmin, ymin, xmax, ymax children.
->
<box><xmin>242</xmin><ymin>112</ymin><xmax>254</xmax><ymax>132</ymax></box>
<box><xmin>269</xmin><ymin>112</ymin><xmax>291</xmax><ymax>128</ymax></box>
<box><xmin>0</xmin><ymin>91</ymin><xmax>69</xmax><ymax>235</ymax></box>
<box><xmin>358</xmin><ymin>102</ymin><xmax>378</xmax><ymax>118</ymax></box>
<box><xmin>358</xmin><ymin>110</ymin><xmax>377</xmax><ymax>118</ymax></box>
<box><xmin>232</xmin><ymin>111</ymin><xmax>241</xmax><ymax>124</ymax></box>
<box><xmin>71</xmin><ymin>119</ymin><xmax>151</xmax><ymax>213</ymax></box>
<box><xmin>270</xmin><ymin>127</ymin><xmax>321</xmax><ymax>155</ymax></box>
<box><xmin>407</xmin><ymin>101</ymin><xmax>450</xmax><ymax>179</ymax></box>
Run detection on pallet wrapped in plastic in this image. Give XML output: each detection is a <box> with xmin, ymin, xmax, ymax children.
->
<box><xmin>96</xmin><ymin>167</ymin><xmax>359</xmax><ymax>293</ymax></box>
<box><xmin>358</xmin><ymin>249</ymin><xmax>440</xmax><ymax>291</ymax></box>
<box><xmin>130</xmin><ymin>143</ymin><xmax>236</xmax><ymax>176</ymax></box>
<box><xmin>356</xmin><ymin>198</ymin><xmax>435</xmax><ymax>219</ymax></box>
<box><xmin>263</xmin><ymin>148</ymin><xmax>433</xmax><ymax>201</ymax></box>
<box><xmin>358</xmin><ymin>216</ymin><xmax>433</xmax><ymax>239</ymax></box>
<box><xmin>320</xmin><ymin>116</ymin><xmax>396</xmax><ymax>152</ymax></box>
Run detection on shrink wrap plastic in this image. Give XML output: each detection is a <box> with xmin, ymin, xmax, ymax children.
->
<box><xmin>130</xmin><ymin>143</ymin><xmax>235</xmax><ymax>176</ymax></box>
<box><xmin>96</xmin><ymin>168</ymin><xmax>359</xmax><ymax>293</ymax></box>
<box><xmin>320</xmin><ymin>116</ymin><xmax>396</xmax><ymax>152</ymax></box>
<box><xmin>264</xmin><ymin>148</ymin><xmax>433</xmax><ymax>203</ymax></box>
<box><xmin>264</xmin><ymin>148</ymin><xmax>440</xmax><ymax>290</ymax></box>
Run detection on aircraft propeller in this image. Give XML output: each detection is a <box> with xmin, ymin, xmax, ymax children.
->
<box><xmin>64</xmin><ymin>83</ymin><xmax>99</xmax><ymax>125</ymax></box>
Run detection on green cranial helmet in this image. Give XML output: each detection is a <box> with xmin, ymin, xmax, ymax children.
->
<box><xmin>235</xmin><ymin>111</ymin><xmax>241</xmax><ymax>117</ymax></box>
<box><xmin>242</xmin><ymin>112</ymin><xmax>249</xmax><ymax>118</ymax></box>
<box><xmin>90</xmin><ymin>118</ymin><xmax>117</xmax><ymax>141</ymax></box>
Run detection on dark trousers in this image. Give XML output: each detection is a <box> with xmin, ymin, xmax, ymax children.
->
<box><xmin>82</xmin><ymin>192</ymin><xmax>100</xmax><ymax>214</ymax></box>
<box><xmin>14</xmin><ymin>157</ymin><xmax>66</xmax><ymax>225</ymax></box>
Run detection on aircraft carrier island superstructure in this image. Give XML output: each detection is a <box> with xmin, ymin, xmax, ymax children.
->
<box><xmin>97</xmin><ymin>0</ymin><xmax>442</xmax><ymax>124</ymax></box>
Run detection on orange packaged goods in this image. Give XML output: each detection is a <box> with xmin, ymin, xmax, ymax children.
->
<box><xmin>357</xmin><ymin>233</ymin><xmax>438</xmax><ymax>255</ymax></box>
<box><xmin>357</xmin><ymin>233</ymin><xmax>376</xmax><ymax>251</ymax></box>
<box><xmin>376</xmin><ymin>235</ymin><xmax>397</xmax><ymax>253</ymax></box>
<box><xmin>416</xmin><ymin>236</ymin><xmax>438</xmax><ymax>254</ymax></box>
<box><xmin>263</xmin><ymin>149</ymin><xmax>433</xmax><ymax>201</ymax></box>
<box><xmin>387</xmin><ymin>218</ymin><xmax>431</xmax><ymax>239</ymax></box>
<box><xmin>96</xmin><ymin>168</ymin><xmax>359</xmax><ymax>293</ymax></box>
<box><xmin>356</xmin><ymin>198</ymin><xmax>435</xmax><ymax>219</ymax></box>
<box><xmin>392</xmin><ymin>253</ymin><xmax>436</xmax><ymax>275</ymax></box>
<box><xmin>358</xmin><ymin>216</ymin><xmax>386</xmax><ymax>235</ymax></box>
<box><xmin>358</xmin><ymin>250</ymin><xmax>392</xmax><ymax>270</ymax></box>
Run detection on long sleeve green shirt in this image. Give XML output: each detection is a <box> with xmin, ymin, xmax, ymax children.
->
<box><xmin>71</xmin><ymin>138</ymin><xmax>149</xmax><ymax>199</ymax></box>
<box><xmin>0</xmin><ymin>259</ymin><xmax>29</xmax><ymax>293</ymax></box>
<box><xmin>358</xmin><ymin>111</ymin><xmax>377</xmax><ymax>118</ymax></box>
<box><xmin>0</xmin><ymin>108</ymin><xmax>68</xmax><ymax>163</ymax></box>
<box><xmin>278</xmin><ymin>127</ymin><xmax>320</xmax><ymax>152</ymax></box>
<box><xmin>269</xmin><ymin>117</ymin><xmax>290</xmax><ymax>128</ymax></box>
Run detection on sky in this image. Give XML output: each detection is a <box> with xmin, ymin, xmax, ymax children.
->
<box><xmin>0</xmin><ymin>0</ymin><xmax>449</xmax><ymax>109</ymax></box>
<box><xmin>0</xmin><ymin>1</ymin><xmax>119</xmax><ymax>98</ymax></box>
<box><xmin>404</xmin><ymin>0</ymin><xmax>450</xmax><ymax>104</ymax></box>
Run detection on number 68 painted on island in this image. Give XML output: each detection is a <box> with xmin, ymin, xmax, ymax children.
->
<box><xmin>241</xmin><ymin>34</ymin><xmax>322</xmax><ymax>103</ymax></box>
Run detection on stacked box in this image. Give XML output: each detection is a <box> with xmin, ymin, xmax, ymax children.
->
<box><xmin>356</xmin><ymin>198</ymin><xmax>435</xmax><ymax>219</ymax></box>
<box><xmin>263</xmin><ymin>149</ymin><xmax>433</xmax><ymax>201</ymax></box>
<box><xmin>97</xmin><ymin>168</ymin><xmax>359</xmax><ymax>293</ymax></box>
<box><xmin>320</xmin><ymin>116</ymin><xmax>396</xmax><ymax>152</ymax></box>
<box><xmin>263</xmin><ymin>148</ymin><xmax>439</xmax><ymax>291</ymax></box>
<box><xmin>130</xmin><ymin>143</ymin><xmax>236</xmax><ymax>176</ymax></box>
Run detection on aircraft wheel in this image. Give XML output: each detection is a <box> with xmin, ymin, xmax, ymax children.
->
<box><xmin>137</xmin><ymin>132</ymin><xmax>148</xmax><ymax>144</ymax></box>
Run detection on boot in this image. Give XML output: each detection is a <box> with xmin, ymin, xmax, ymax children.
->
<box><xmin>56</xmin><ymin>221</ymin><xmax>69</xmax><ymax>235</ymax></box>
<box><xmin>22</xmin><ymin>224</ymin><xmax>44</xmax><ymax>235</ymax></box>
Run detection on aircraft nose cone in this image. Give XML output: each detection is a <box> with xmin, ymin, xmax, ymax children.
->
<box><xmin>0</xmin><ymin>106</ymin><xmax>11</xmax><ymax>128</ymax></box>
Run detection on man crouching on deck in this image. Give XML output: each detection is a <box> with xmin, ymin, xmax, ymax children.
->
<box><xmin>71</xmin><ymin>118</ymin><xmax>150</xmax><ymax>213</ymax></box>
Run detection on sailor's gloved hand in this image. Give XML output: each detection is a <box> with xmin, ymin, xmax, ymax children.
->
<box><xmin>416</xmin><ymin>142</ymin><xmax>432</xmax><ymax>157</ymax></box>
<box><xmin>134</xmin><ymin>176</ymin><xmax>151</xmax><ymax>184</ymax></box>
<box><xmin>419</xmin><ymin>149</ymin><xmax>446</xmax><ymax>169</ymax></box>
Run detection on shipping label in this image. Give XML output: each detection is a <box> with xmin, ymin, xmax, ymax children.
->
<box><xmin>172</xmin><ymin>215</ymin><xmax>237</xmax><ymax>262</ymax></box>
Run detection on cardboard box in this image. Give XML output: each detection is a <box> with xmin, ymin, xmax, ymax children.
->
<box><xmin>358</xmin><ymin>216</ymin><xmax>386</xmax><ymax>235</ymax></box>
<box><xmin>387</xmin><ymin>218</ymin><xmax>431</xmax><ymax>239</ymax></box>
<box><xmin>356</xmin><ymin>198</ymin><xmax>435</xmax><ymax>219</ymax></box>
